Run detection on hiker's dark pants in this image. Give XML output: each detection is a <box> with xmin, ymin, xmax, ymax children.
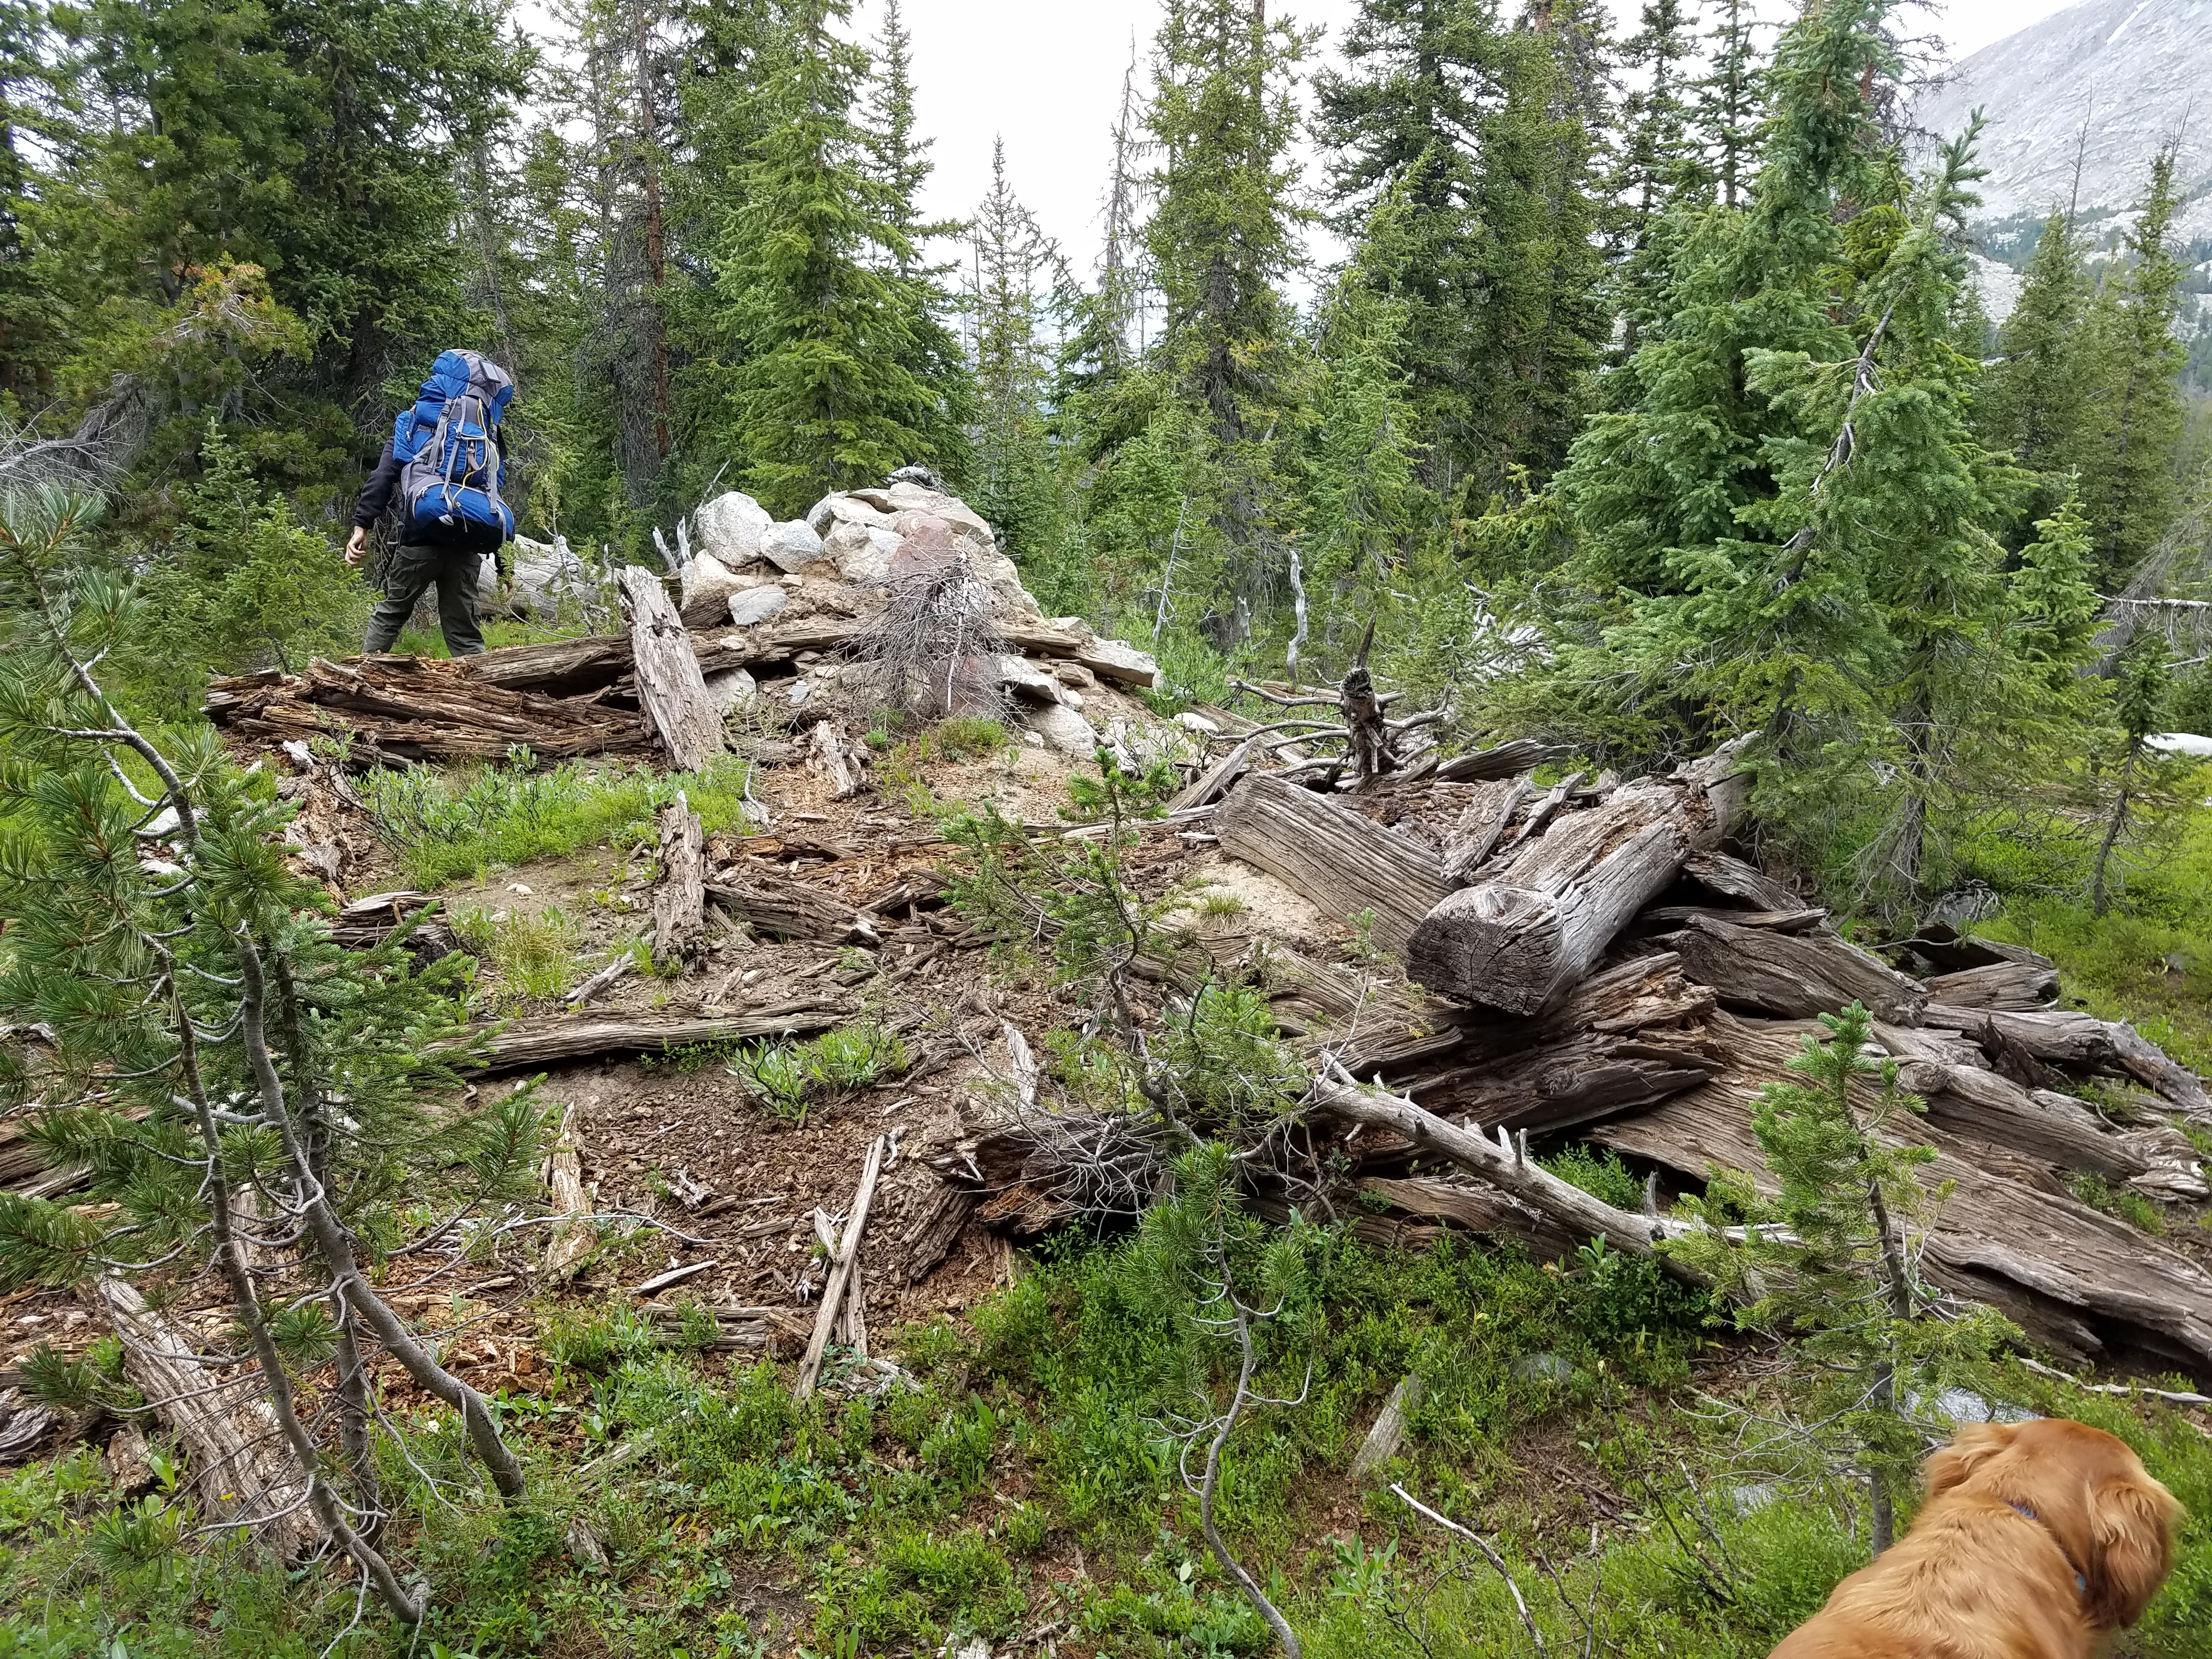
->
<box><xmin>363</xmin><ymin>540</ymin><xmax>487</xmax><ymax>657</ymax></box>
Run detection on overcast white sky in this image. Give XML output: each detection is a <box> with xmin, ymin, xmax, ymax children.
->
<box><xmin>832</xmin><ymin>0</ymin><xmax>2081</xmax><ymax>278</ymax></box>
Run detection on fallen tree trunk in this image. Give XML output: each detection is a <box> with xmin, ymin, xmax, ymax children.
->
<box><xmin>461</xmin><ymin>1000</ymin><xmax>847</xmax><ymax>1074</ymax></box>
<box><xmin>1404</xmin><ymin>741</ymin><xmax>1754</xmax><ymax>1014</ymax></box>
<box><xmin>706</xmin><ymin>876</ymin><xmax>877</xmax><ymax>944</ymax></box>
<box><xmin>1216</xmin><ymin>774</ymin><xmax>1454</xmax><ymax>952</ymax></box>
<box><xmin>618</xmin><ymin>566</ymin><xmax>725</xmax><ymax>771</ymax></box>
<box><xmin>652</xmin><ymin>796</ymin><xmax>707</xmax><ymax>963</ymax></box>
<box><xmin>1923</xmin><ymin>959</ymin><xmax>2059</xmax><ymax>1011</ymax></box>
<box><xmin>1306</xmin><ymin>1064</ymin><xmax>1710</xmax><ymax>1285</ymax></box>
<box><xmin>1652</xmin><ymin>913</ymin><xmax>1926</xmax><ymax>1022</ymax></box>
<box><xmin>1587</xmin><ymin>1024</ymin><xmax>2212</xmax><ymax>1374</ymax></box>
<box><xmin>96</xmin><ymin>1277</ymin><xmax>323</xmax><ymax>1559</ymax></box>
<box><xmin>795</xmin><ymin>1136</ymin><xmax>887</xmax><ymax>1399</ymax></box>
<box><xmin>204</xmin><ymin>655</ymin><xmax>652</xmax><ymax>764</ymax></box>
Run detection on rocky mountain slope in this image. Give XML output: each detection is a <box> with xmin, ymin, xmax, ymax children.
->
<box><xmin>1915</xmin><ymin>0</ymin><xmax>2212</xmax><ymax>245</ymax></box>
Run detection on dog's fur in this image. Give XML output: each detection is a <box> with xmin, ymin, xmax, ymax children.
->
<box><xmin>1770</xmin><ymin>1419</ymin><xmax>2182</xmax><ymax>1659</ymax></box>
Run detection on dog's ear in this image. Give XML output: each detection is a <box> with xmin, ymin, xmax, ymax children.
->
<box><xmin>2086</xmin><ymin>1472</ymin><xmax>2183</xmax><ymax>1628</ymax></box>
<box><xmin>1924</xmin><ymin>1422</ymin><xmax>2015</xmax><ymax>1499</ymax></box>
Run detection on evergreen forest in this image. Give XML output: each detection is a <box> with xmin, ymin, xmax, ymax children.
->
<box><xmin>4</xmin><ymin>0</ymin><xmax>2212</xmax><ymax>1654</ymax></box>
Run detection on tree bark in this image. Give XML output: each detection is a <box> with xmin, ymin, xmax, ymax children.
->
<box><xmin>1651</xmin><ymin>913</ymin><xmax>1926</xmax><ymax>1021</ymax></box>
<box><xmin>652</xmin><ymin>793</ymin><xmax>707</xmax><ymax>963</ymax></box>
<box><xmin>1406</xmin><ymin>741</ymin><xmax>1753</xmax><ymax>1014</ymax></box>
<box><xmin>617</xmin><ymin>565</ymin><xmax>724</xmax><ymax>771</ymax></box>
<box><xmin>1215</xmin><ymin>773</ymin><xmax>1453</xmax><ymax>952</ymax></box>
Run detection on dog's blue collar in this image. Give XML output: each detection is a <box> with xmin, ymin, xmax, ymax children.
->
<box><xmin>2006</xmin><ymin>1499</ymin><xmax>2090</xmax><ymax>1599</ymax></box>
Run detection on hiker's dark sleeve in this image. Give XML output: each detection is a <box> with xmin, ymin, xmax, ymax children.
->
<box><xmin>352</xmin><ymin>440</ymin><xmax>401</xmax><ymax>529</ymax></box>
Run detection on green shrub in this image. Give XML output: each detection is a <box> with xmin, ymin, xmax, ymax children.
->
<box><xmin>1540</xmin><ymin>1143</ymin><xmax>1645</xmax><ymax>1211</ymax></box>
<box><xmin>538</xmin><ymin>1302</ymin><xmax>659</xmax><ymax>1372</ymax></box>
<box><xmin>727</xmin><ymin>1024</ymin><xmax>907</xmax><ymax>1124</ymax></box>
<box><xmin>843</xmin><ymin>1528</ymin><xmax>1024</xmax><ymax>1648</ymax></box>
<box><xmin>356</xmin><ymin>751</ymin><xmax>754</xmax><ymax>888</ymax></box>
<box><xmin>453</xmin><ymin>905</ymin><xmax>584</xmax><ymax>1007</ymax></box>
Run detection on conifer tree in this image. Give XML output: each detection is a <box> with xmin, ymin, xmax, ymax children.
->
<box><xmin>1299</xmin><ymin>193</ymin><xmax>1425</xmax><ymax>681</ymax></box>
<box><xmin>2078</xmin><ymin>151</ymin><xmax>2188</xmax><ymax>586</ymax></box>
<box><xmin>1671</xmin><ymin>1004</ymin><xmax>2011</xmax><ymax>1556</ymax></box>
<box><xmin>0</xmin><ymin>487</ymin><xmax>543</xmax><ymax>1623</ymax></box>
<box><xmin>703</xmin><ymin>0</ymin><xmax>967</xmax><ymax>515</ymax></box>
<box><xmin>1466</xmin><ymin>7</ymin><xmax>1613</xmax><ymax>494</ymax></box>
<box><xmin>1145</xmin><ymin>0</ymin><xmax>1313</xmax><ymax>452</ymax></box>
<box><xmin>1611</xmin><ymin>0</ymin><xmax>1704</xmax><ymax>356</ymax></box>
<box><xmin>1314</xmin><ymin>0</ymin><xmax>1505</xmax><ymax>490</ymax></box>
<box><xmin>1979</xmin><ymin>210</ymin><xmax>2091</xmax><ymax>487</ymax></box>
<box><xmin>968</xmin><ymin>140</ymin><xmax>1064</xmax><ymax>562</ymax></box>
<box><xmin>1689</xmin><ymin>0</ymin><xmax>1765</xmax><ymax>211</ymax></box>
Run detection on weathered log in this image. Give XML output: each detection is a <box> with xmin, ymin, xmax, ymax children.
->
<box><xmin>1216</xmin><ymin>774</ymin><xmax>1454</xmax><ymax>952</ymax></box>
<box><xmin>900</xmin><ymin>1181</ymin><xmax>979</xmax><ymax>1284</ymax></box>
<box><xmin>204</xmin><ymin>654</ymin><xmax>652</xmax><ymax>764</ymax></box>
<box><xmin>1404</xmin><ymin>741</ymin><xmax>1753</xmax><ymax>1015</ymax></box>
<box><xmin>1169</xmin><ymin>734</ymin><xmax>1261</xmax><ymax>811</ymax></box>
<box><xmin>1923</xmin><ymin>959</ymin><xmax>2059</xmax><ymax>1011</ymax></box>
<box><xmin>1925</xmin><ymin>1006</ymin><xmax>2211</xmax><ymax>1113</ymax></box>
<box><xmin>1412</xmin><ymin>1027</ymin><xmax>1729</xmax><ymax>1135</ymax></box>
<box><xmin>1433</xmin><ymin>740</ymin><xmax>1566</xmax><ymax>782</ymax></box>
<box><xmin>1638</xmin><ymin>904</ymin><xmax>1828</xmax><ymax>934</ymax></box>
<box><xmin>1588</xmin><ymin>1023</ymin><xmax>2212</xmax><ymax>1374</ymax></box>
<box><xmin>543</xmin><ymin>1104</ymin><xmax>597</xmax><ymax>1279</ymax></box>
<box><xmin>1654</xmin><ymin>913</ymin><xmax>1926</xmax><ymax>1021</ymax></box>
<box><xmin>1357</xmin><ymin>1175</ymin><xmax>1581</xmax><ymax>1263</ymax></box>
<box><xmin>707</xmin><ymin>875</ymin><xmax>875</xmax><ymax>944</ymax></box>
<box><xmin>97</xmin><ymin>1277</ymin><xmax>323</xmax><ymax>1558</ymax></box>
<box><xmin>1908</xmin><ymin>922</ymin><xmax>2054</xmax><ymax>978</ymax></box>
<box><xmin>461</xmin><ymin>634</ymin><xmax>634</xmax><ymax>697</ymax></box>
<box><xmin>1307</xmin><ymin>1068</ymin><xmax>1710</xmax><ymax>1284</ymax></box>
<box><xmin>1438</xmin><ymin>778</ymin><xmax>1526</xmax><ymax>881</ymax></box>
<box><xmin>1891</xmin><ymin>1058</ymin><xmax>2144</xmax><ymax>1179</ymax></box>
<box><xmin>617</xmin><ymin>566</ymin><xmax>724</xmax><ymax>771</ymax></box>
<box><xmin>795</xmin><ymin>1136</ymin><xmax>887</xmax><ymax>1399</ymax></box>
<box><xmin>1350</xmin><ymin>1373</ymin><xmax>1424</xmax><ymax>1481</ymax></box>
<box><xmin>461</xmin><ymin>1000</ymin><xmax>846</xmax><ymax>1074</ymax></box>
<box><xmin>652</xmin><ymin>796</ymin><xmax>708</xmax><ymax>963</ymax></box>
<box><xmin>807</xmin><ymin>719</ymin><xmax>862</xmax><ymax>799</ymax></box>
<box><xmin>1678</xmin><ymin>850</ymin><xmax>1802</xmax><ymax>912</ymax></box>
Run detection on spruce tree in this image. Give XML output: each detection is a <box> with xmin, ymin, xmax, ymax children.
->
<box><xmin>704</xmin><ymin>0</ymin><xmax>967</xmax><ymax>515</ymax></box>
<box><xmin>1688</xmin><ymin>0</ymin><xmax>1766</xmax><ymax>211</ymax></box>
<box><xmin>1611</xmin><ymin>0</ymin><xmax>1704</xmax><ymax>357</ymax></box>
<box><xmin>2078</xmin><ymin>151</ymin><xmax>2188</xmax><ymax>586</ymax></box>
<box><xmin>1671</xmin><ymin>1004</ymin><xmax>2012</xmax><ymax>1556</ymax></box>
<box><xmin>1979</xmin><ymin>210</ymin><xmax>2091</xmax><ymax>486</ymax></box>
<box><xmin>0</xmin><ymin>487</ymin><xmax>543</xmax><ymax>1623</ymax></box>
<box><xmin>1314</xmin><ymin>0</ymin><xmax>1505</xmax><ymax>490</ymax></box>
<box><xmin>968</xmin><ymin>140</ymin><xmax>1064</xmax><ymax>563</ymax></box>
<box><xmin>1145</xmin><ymin>0</ymin><xmax>1313</xmax><ymax>451</ymax></box>
<box><xmin>1466</xmin><ymin>6</ymin><xmax>1613</xmax><ymax>494</ymax></box>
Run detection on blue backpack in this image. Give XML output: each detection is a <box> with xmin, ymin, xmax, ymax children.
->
<box><xmin>396</xmin><ymin>349</ymin><xmax>516</xmax><ymax>543</ymax></box>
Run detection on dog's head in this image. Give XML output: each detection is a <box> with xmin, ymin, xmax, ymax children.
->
<box><xmin>1925</xmin><ymin>1418</ymin><xmax>2185</xmax><ymax>1629</ymax></box>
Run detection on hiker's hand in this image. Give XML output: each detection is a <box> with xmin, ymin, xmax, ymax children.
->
<box><xmin>344</xmin><ymin>527</ymin><xmax>369</xmax><ymax>567</ymax></box>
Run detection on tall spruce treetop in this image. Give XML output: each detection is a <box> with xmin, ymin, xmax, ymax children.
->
<box><xmin>1611</xmin><ymin>0</ymin><xmax>1704</xmax><ymax>356</ymax></box>
<box><xmin>707</xmin><ymin>0</ymin><xmax>966</xmax><ymax>514</ymax></box>
<box><xmin>968</xmin><ymin>139</ymin><xmax>1063</xmax><ymax>557</ymax></box>
<box><xmin>1689</xmin><ymin>0</ymin><xmax>1767</xmax><ymax>210</ymax></box>
<box><xmin>2079</xmin><ymin>149</ymin><xmax>2188</xmax><ymax>587</ymax></box>
<box><xmin>1145</xmin><ymin>0</ymin><xmax>1314</xmax><ymax>447</ymax></box>
<box><xmin>1979</xmin><ymin>208</ymin><xmax>2091</xmax><ymax>482</ymax></box>
<box><xmin>865</xmin><ymin>0</ymin><xmax>958</xmax><ymax>267</ymax></box>
<box><xmin>1559</xmin><ymin>0</ymin><xmax>1892</xmax><ymax>601</ymax></box>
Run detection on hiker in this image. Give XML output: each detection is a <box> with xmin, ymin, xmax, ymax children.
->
<box><xmin>345</xmin><ymin>348</ymin><xmax>517</xmax><ymax>658</ymax></box>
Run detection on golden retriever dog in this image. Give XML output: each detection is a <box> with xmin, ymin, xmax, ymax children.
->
<box><xmin>1770</xmin><ymin>1418</ymin><xmax>2182</xmax><ymax>1659</ymax></box>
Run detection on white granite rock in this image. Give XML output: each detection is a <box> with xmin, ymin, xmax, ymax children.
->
<box><xmin>694</xmin><ymin>491</ymin><xmax>772</xmax><ymax>566</ymax></box>
<box><xmin>727</xmin><ymin>586</ymin><xmax>789</xmax><ymax>626</ymax></box>
<box><xmin>805</xmin><ymin>493</ymin><xmax>896</xmax><ymax>538</ymax></box>
<box><xmin>680</xmin><ymin>550</ymin><xmax>750</xmax><ymax>617</ymax></box>
<box><xmin>760</xmin><ymin>519</ymin><xmax>825</xmax><ymax>572</ymax></box>
<box><xmin>1021</xmin><ymin>701</ymin><xmax>1103</xmax><ymax>757</ymax></box>
<box><xmin>705</xmin><ymin>667</ymin><xmax>758</xmax><ymax>710</ymax></box>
